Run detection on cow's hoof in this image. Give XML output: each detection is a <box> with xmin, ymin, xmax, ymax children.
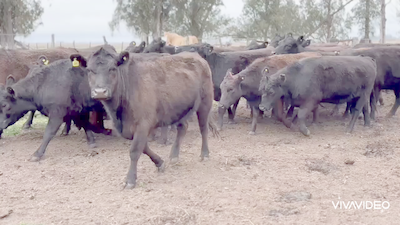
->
<box><xmin>22</xmin><ymin>124</ymin><xmax>31</xmax><ymax>130</ymax></box>
<box><xmin>228</xmin><ymin>120</ymin><xmax>236</xmax><ymax>124</ymax></box>
<box><xmin>157</xmin><ymin>162</ymin><xmax>166</xmax><ymax>173</ymax></box>
<box><xmin>170</xmin><ymin>157</ymin><xmax>179</xmax><ymax>165</ymax></box>
<box><xmin>248</xmin><ymin>131</ymin><xmax>255</xmax><ymax>135</ymax></box>
<box><xmin>28</xmin><ymin>155</ymin><xmax>41</xmax><ymax>162</ymax></box>
<box><xmin>199</xmin><ymin>156</ymin><xmax>210</xmax><ymax>162</ymax></box>
<box><xmin>124</xmin><ymin>182</ymin><xmax>136</xmax><ymax>189</ymax></box>
<box><xmin>103</xmin><ymin>129</ymin><xmax>113</xmax><ymax>135</ymax></box>
<box><xmin>217</xmin><ymin>126</ymin><xmax>222</xmax><ymax>131</ymax></box>
<box><xmin>60</xmin><ymin>133</ymin><xmax>69</xmax><ymax>137</ymax></box>
<box><xmin>300</xmin><ymin>129</ymin><xmax>310</xmax><ymax>137</ymax></box>
<box><xmin>89</xmin><ymin>143</ymin><xmax>97</xmax><ymax>148</ymax></box>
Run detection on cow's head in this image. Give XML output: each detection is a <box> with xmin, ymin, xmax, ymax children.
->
<box><xmin>0</xmin><ymin>75</ymin><xmax>36</xmax><ymax>130</ymax></box>
<box><xmin>274</xmin><ymin>35</ymin><xmax>305</xmax><ymax>54</ymax></box>
<box><xmin>143</xmin><ymin>38</ymin><xmax>166</xmax><ymax>53</ymax></box>
<box><xmin>71</xmin><ymin>48</ymin><xmax>129</xmax><ymax>100</ymax></box>
<box><xmin>219</xmin><ymin>69</ymin><xmax>244</xmax><ymax>109</ymax></box>
<box><xmin>259</xmin><ymin>69</ymin><xmax>286</xmax><ymax>111</ymax></box>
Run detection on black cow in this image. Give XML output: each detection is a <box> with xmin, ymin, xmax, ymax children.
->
<box><xmin>124</xmin><ymin>41</ymin><xmax>146</xmax><ymax>53</ymax></box>
<box><xmin>247</xmin><ymin>40</ymin><xmax>269</xmax><ymax>50</ymax></box>
<box><xmin>0</xmin><ymin>57</ymin><xmax>106</xmax><ymax>161</ymax></box>
<box><xmin>143</xmin><ymin>38</ymin><xmax>176</xmax><ymax>54</ymax></box>
<box><xmin>71</xmin><ymin>47</ymin><xmax>218</xmax><ymax>189</ymax></box>
<box><xmin>259</xmin><ymin>56</ymin><xmax>377</xmax><ymax>136</ymax></box>
<box><xmin>339</xmin><ymin>47</ymin><xmax>400</xmax><ymax>118</ymax></box>
<box><xmin>274</xmin><ymin>35</ymin><xmax>306</xmax><ymax>54</ymax></box>
<box><xmin>178</xmin><ymin>45</ymin><xmax>274</xmax><ymax>127</ymax></box>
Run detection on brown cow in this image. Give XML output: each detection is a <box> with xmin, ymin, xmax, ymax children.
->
<box><xmin>73</xmin><ymin>48</ymin><xmax>219</xmax><ymax>189</ymax></box>
<box><xmin>219</xmin><ymin>52</ymin><xmax>322</xmax><ymax>134</ymax></box>
<box><xmin>164</xmin><ymin>32</ymin><xmax>199</xmax><ymax>46</ymax></box>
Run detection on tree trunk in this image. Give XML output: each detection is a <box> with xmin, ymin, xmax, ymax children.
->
<box><xmin>3</xmin><ymin>0</ymin><xmax>14</xmax><ymax>49</ymax></box>
<box><xmin>140</xmin><ymin>32</ymin><xmax>148</xmax><ymax>45</ymax></box>
<box><xmin>365</xmin><ymin>0</ymin><xmax>370</xmax><ymax>39</ymax></box>
<box><xmin>153</xmin><ymin>0</ymin><xmax>163</xmax><ymax>39</ymax></box>
<box><xmin>380</xmin><ymin>0</ymin><xmax>386</xmax><ymax>43</ymax></box>
<box><xmin>326</xmin><ymin>0</ymin><xmax>332</xmax><ymax>42</ymax></box>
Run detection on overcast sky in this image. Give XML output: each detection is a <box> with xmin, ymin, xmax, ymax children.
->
<box><xmin>19</xmin><ymin>0</ymin><xmax>400</xmax><ymax>43</ymax></box>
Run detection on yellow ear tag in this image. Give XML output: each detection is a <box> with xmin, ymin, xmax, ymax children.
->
<box><xmin>132</xmin><ymin>42</ymin><xmax>136</xmax><ymax>46</ymax></box>
<box><xmin>123</xmin><ymin>56</ymin><xmax>127</xmax><ymax>61</ymax></box>
<box><xmin>264</xmin><ymin>68</ymin><xmax>268</xmax><ymax>72</ymax></box>
<box><xmin>72</xmin><ymin>58</ymin><xmax>80</xmax><ymax>67</ymax></box>
<box><xmin>43</xmin><ymin>60</ymin><xmax>49</xmax><ymax>65</ymax></box>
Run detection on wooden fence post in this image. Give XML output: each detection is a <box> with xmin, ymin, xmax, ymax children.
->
<box><xmin>51</xmin><ymin>34</ymin><xmax>55</xmax><ymax>48</ymax></box>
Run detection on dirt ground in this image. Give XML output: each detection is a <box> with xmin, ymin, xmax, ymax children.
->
<box><xmin>1</xmin><ymin>92</ymin><xmax>399</xmax><ymax>225</ymax></box>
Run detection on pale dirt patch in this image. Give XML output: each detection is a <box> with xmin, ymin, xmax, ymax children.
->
<box><xmin>0</xmin><ymin>92</ymin><xmax>399</xmax><ymax>224</ymax></box>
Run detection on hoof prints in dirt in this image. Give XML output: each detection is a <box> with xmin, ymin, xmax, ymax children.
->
<box><xmin>269</xmin><ymin>208</ymin><xmax>301</xmax><ymax>217</ymax></box>
<box><xmin>279</xmin><ymin>191</ymin><xmax>312</xmax><ymax>203</ymax></box>
<box><xmin>364</xmin><ymin>141</ymin><xmax>395</xmax><ymax>158</ymax></box>
<box><xmin>305</xmin><ymin>159</ymin><xmax>338</xmax><ymax>175</ymax></box>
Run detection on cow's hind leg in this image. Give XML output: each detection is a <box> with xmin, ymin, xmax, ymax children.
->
<box><xmin>249</xmin><ymin>105</ymin><xmax>259</xmax><ymax>135</ymax></box>
<box><xmin>29</xmin><ymin>116</ymin><xmax>63</xmax><ymax>162</ymax></box>
<box><xmin>22</xmin><ymin>110</ymin><xmax>35</xmax><ymax>130</ymax></box>
<box><xmin>228</xmin><ymin>99</ymin><xmax>240</xmax><ymax>124</ymax></box>
<box><xmin>197</xmin><ymin>106</ymin><xmax>212</xmax><ymax>161</ymax></box>
<box><xmin>60</xmin><ymin>119</ymin><xmax>71</xmax><ymax>136</ymax></box>
<box><xmin>0</xmin><ymin>129</ymin><xmax>3</xmax><ymax>139</ymax></box>
<box><xmin>169</xmin><ymin>121</ymin><xmax>188</xmax><ymax>164</ymax></box>
<box><xmin>387</xmin><ymin>88</ymin><xmax>400</xmax><ymax>117</ymax></box>
<box><xmin>346</xmin><ymin>95</ymin><xmax>369</xmax><ymax>133</ymax></box>
<box><xmin>158</xmin><ymin>126</ymin><xmax>169</xmax><ymax>145</ymax></box>
<box><xmin>297</xmin><ymin>101</ymin><xmax>316</xmax><ymax>136</ymax></box>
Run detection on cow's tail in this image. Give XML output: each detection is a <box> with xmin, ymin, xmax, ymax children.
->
<box><xmin>208</xmin><ymin>113</ymin><xmax>221</xmax><ymax>139</ymax></box>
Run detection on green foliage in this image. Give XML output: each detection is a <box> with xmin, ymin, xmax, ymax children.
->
<box><xmin>110</xmin><ymin>0</ymin><xmax>228</xmax><ymax>40</ymax></box>
<box><xmin>231</xmin><ymin>0</ymin><xmax>353</xmax><ymax>42</ymax></box>
<box><xmin>0</xmin><ymin>0</ymin><xmax>44</xmax><ymax>37</ymax></box>
<box><xmin>167</xmin><ymin>0</ymin><xmax>229</xmax><ymax>39</ymax></box>
<box><xmin>351</xmin><ymin>0</ymin><xmax>380</xmax><ymax>37</ymax></box>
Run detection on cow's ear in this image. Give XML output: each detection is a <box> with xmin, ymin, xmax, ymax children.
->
<box><xmin>287</xmin><ymin>33</ymin><xmax>293</xmax><ymax>37</ymax></box>
<box><xmin>70</xmin><ymin>54</ymin><xmax>87</xmax><ymax>68</ymax></box>
<box><xmin>38</xmin><ymin>55</ymin><xmax>49</xmax><ymax>65</ymax></box>
<box><xmin>117</xmin><ymin>51</ymin><xmax>129</xmax><ymax>66</ymax></box>
<box><xmin>239</xmin><ymin>56</ymin><xmax>250</xmax><ymax>67</ymax></box>
<box><xmin>297</xmin><ymin>36</ymin><xmax>304</xmax><ymax>43</ymax></box>
<box><xmin>6</xmin><ymin>75</ymin><xmax>16</xmax><ymax>86</ymax></box>
<box><xmin>130</xmin><ymin>41</ymin><xmax>136</xmax><ymax>46</ymax></box>
<box><xmin>264</xmin><ymin>41</ymin><xmax>269</xmax><ymax>46</ymax></box>
<box><xmin>140</xmin><ymin>41</ymin><xmax>146</xmax><ymax>48</ymax></box>
<box><xmin>304</xmin><ymin>39</ymin><xmax>311</xmax><ymax>47</ymax></box>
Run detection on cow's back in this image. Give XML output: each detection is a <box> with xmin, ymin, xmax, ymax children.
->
<box><xmin>0</xmin><ymin>48</ymin><xmax>78</xmax><ymax>84</ymax></box>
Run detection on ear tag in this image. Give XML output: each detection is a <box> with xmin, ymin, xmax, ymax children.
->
<box><xmin>72</xmin><ymin>58</ymin><xmax>80</xmax><ymax>67</ymax></box>
<box><xmin>123</xmin><ymin>56</ymin><xmax>127</xmax><ymax>61</ymax></box>
<box><xmin>43</xmin><ymin>60</ymin><xmax>49</xmax><ymax>65</ymax></box>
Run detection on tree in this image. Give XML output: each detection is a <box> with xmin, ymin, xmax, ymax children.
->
<box><xmin>301</xmin><ymin>0</ymin><xmax>353</xmax><ymax>42</ymax></box>
<box><xmin>0</xmin><ymin>0</ymin><xmax>44</xmax><ymax>48</ymax></box>
<box><xmin>230</xmin><ymin>0</ymin><xmax>352</xmax><ymax>42</ymax></box>
<box><xmin>233</xmin><ymin>0</ymin><xmax>303</xmax><ymax>40</ymax></box>
<box><xmin>110</xmin><ymin>0</ymin><xmax>172</xmax><ymax>43</ymax></box>
<box><xmin>167</xmin><ymin>0</ymin><xmax>229</xmax><ymax>41</ymax></box>
<box><xmin>351</xmin><ymin>0</ymin><xmax>380</xmax><ymax>39</ymax></box>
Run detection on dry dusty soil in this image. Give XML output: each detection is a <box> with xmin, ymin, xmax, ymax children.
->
<box><xmin>1</xmin><ymin>92</ymin><xmax>400</xmax><ymax>225</ymax></box>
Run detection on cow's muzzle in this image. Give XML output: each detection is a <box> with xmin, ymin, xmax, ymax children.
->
<box><xmin>91</xmin><ymin>88</ymin><xmax>111</xmax><ymax>100</ymax></box>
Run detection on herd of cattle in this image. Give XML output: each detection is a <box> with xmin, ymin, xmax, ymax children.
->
<box><xmin>0</xmin><ymin>32</ymin><xmax>399</xmax><ymax>189</ymax></box>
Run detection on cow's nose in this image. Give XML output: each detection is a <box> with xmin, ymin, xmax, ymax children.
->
<box><xmin>259</xmin><ymin>106</ymin><xmax>266</xmax><ymax>111</ymax></box>
<box><xmin>218</xmin><ymin>103</ymin><xmax>225</xmax><ymax>109</ymax></box>
<box><xmin>92</xmin><ymin>88</ymin><xmax>110</xmax><ymax>100</ymax></box>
